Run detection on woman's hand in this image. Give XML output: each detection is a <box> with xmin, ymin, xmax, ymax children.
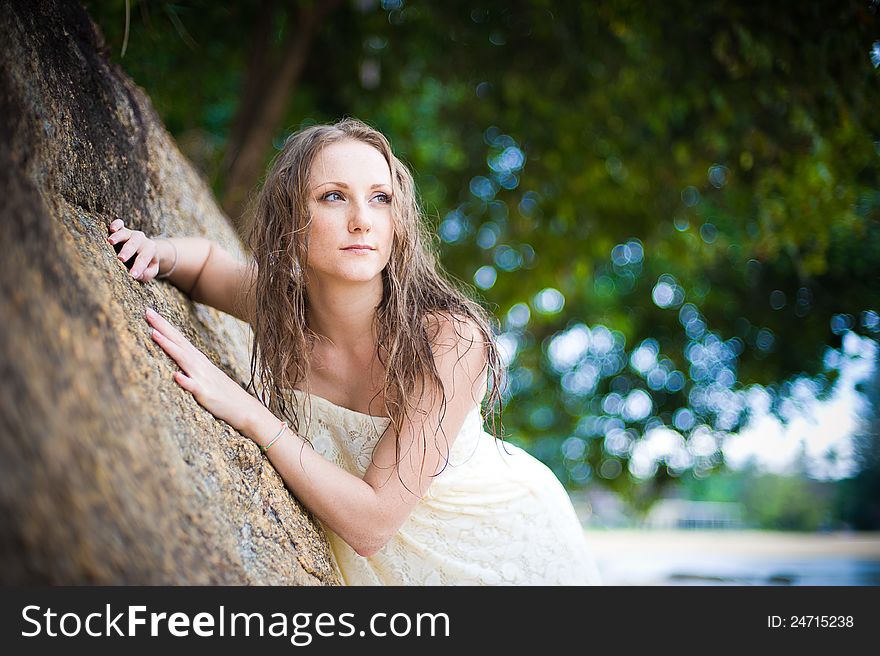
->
<box><xmin>145</xmin><ymin>307</ymin><xmax>258</xmax><ymax>432</ymax></box>
<box><xmin>107</xmin><ymin>219</ymin><xmax>160</xmax><ymax>281</ymax></box>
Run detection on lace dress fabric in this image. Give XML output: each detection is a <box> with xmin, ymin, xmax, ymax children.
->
<box><xmin>288</xmin><ymin>389</ymin><xmax>603</xmax><ymax>586</ymax></box>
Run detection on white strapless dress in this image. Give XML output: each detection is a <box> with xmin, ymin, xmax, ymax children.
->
<box><xmin>287</xmin><ymin>389</ymin><xmax>603</xmax><ymax>586</ymax></box>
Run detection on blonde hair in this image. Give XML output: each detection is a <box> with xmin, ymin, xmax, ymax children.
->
<box><xmin>241</xmin><ymin>118</ymin><xmax>504</xmax><ymax>479</ymax></box>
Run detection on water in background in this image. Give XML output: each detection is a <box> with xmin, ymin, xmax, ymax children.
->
<box><xmin>594</xmin><ymin>552</ymin><xmax>880</xmax><ymax>586</ymax></box>
<box><xmin>574</xmin><ymin>494</ymin><xmax>880</xmax><ymax>585</ymax></box>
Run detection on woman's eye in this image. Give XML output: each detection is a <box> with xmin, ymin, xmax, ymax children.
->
<box><xmin>374</xmin><ymin>193</ymin><xmax>392</xmax><ymax>204</ymax></box>
<box><xmin>322</xmin><ymin>191</ymin><xmax>343</xmax><ymax>202</ymax></box>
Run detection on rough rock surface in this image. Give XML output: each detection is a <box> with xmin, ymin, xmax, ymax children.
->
<box><xmin>0</xmin><ymin>0</ymin><xmax>339</xmax><ymax>584</ymax></box>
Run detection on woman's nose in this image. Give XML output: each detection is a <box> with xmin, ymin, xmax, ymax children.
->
<box><xmin>348</xmin><ymin>201</ymin><xmax>372</xmax><ymax>231</ymax></box>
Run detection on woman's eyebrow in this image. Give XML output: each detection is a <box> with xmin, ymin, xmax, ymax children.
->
<box><xmin>313</xmin><ymin>181</ymin><xmax>392</xmax><ymax>190</ymax></box>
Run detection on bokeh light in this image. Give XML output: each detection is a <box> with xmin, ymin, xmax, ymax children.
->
<box><xmin>473</xmin><ymin>265</ymin><xmax>497</xmax><ymax>289</ymax></box>
<box><xmin>533</xmin><ymin>287</ymin><xmax>565</xmax><ymax>314</ymax></box>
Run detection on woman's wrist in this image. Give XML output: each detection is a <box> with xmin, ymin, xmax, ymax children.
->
<box><xmin>155</xmin><ymin>238</ymin><xmax>178</xmax><ymax>279</ymax></box>
<box><xmin>241</xmin><ymin>398</ymin><xmax>292</xmax><ymax>449</ymax></box>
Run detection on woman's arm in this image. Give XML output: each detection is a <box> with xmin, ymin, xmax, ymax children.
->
<box><xmin>146</xmin><ymin>304</ymin><xmax>488</xmax><ymax>558</ymax></box>
<box><xmin>157</xmin><ymin>237</ymin><xmax>256</xmax><ymax>325</ymax></box>
<box><xmin>108</xmin><ymin>219</ymin><xmax>255</xmax><ymax>325</ymax></box>
<box><xmin>241</xmin><ymin>314</ymin><xmax>489</xmax><ymax>557</ymax></box>
<box><xmin>181</xmin><ymin>241</ymin><xmax>256</xmax><ymax>326</ymax></box>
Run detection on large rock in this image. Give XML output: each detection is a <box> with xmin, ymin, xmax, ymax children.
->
<box><xmin>0</xmin><ymin>0</ymin><xmax>339</xmax><ymax>584</ymax></box>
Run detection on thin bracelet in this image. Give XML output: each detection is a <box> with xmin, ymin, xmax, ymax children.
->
<box><xmin>155</xmin><ymin>238</ymin><xmax>178</xmax><ymax>279</ymax></box>
<box><xmin>262</xmin><ymin>420</ymin><xmax>288</xmax><ymax>452</ymax></box>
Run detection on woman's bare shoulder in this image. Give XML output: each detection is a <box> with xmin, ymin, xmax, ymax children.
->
<box><xmin>422</xmin><ymin>311</ymin><xmax>489</xmax><ymax>359</ymax></box>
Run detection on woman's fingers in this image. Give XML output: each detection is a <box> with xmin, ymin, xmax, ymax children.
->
<box><xmin>150</xmin><ymin>327</ymin><xmax>192</xmax><ymax>374</ymax></box>
<box><xmin>107</xmin><ymin>226</ymin><xmax>130</xmax><ymax>244</ymax></box>
<box><xmin>108</xmin><ymin>227</ymin><xmax>135</xmax><ymax>269</ymax></box>
<box><xmin>142</xmin><ymin>258</ymin><xmax>160</xmax><ymax>281</ymax></box>
<box><xmin>144</xmin><ymin>309</ymin><xmax>247</xmax><ymax>429</ymax></box>
<box><xmin>107</xmin><ymin>222</ymin><xmax>160</xmax><ymax>282</ymax></box>
<box><xmin>107</xmin><ymin>229</ymin><xmax>130</xmax><ymax>254</ymax></box>
<box><xmin>130</xmin><ymin>242</ymin><xmax>157</xmax><ymax>280</ymax></box>
<box><xmin>150</xmin><ymin>328</ymin><xmax>185</xmax><ymax>358</ymax></box>
<box><xmin>145</xmin><ymin>308</ymin><xmax>194</xmax><ymax>353</ymax></box>
<box><xmin>173</xmin><ymin>370</ymin><xmax>198</xmax><ymax>393</ymax></box>
<box><xmin>116</xmin><ymin>231</ymin><xmax>144</xmax><ymax>264</ymax></box>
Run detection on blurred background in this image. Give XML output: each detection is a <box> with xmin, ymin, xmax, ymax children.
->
<box><xmin>84</xmin><ymin>0</ymin><xmax>880</xmax><ymax>584</ymax></box>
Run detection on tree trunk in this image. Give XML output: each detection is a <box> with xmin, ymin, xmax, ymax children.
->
<box><xmin>220</xmin><ymin>0</ymin><xmax>341</xmax><ymax>226</ymax></box>
<box><xmin>0</xmin><ymin>0</ymin><xmax>339</xmax><ymax>585</ymax></box>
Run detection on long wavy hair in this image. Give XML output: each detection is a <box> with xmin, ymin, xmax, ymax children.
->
<box><xmin>241</xmin><ymin>118</ymin><xmax>505</xmax><ymax>480</ymax></box>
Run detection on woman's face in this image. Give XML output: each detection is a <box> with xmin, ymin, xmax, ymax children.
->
<box><xmin>304</xmin><ymin>139</ymin><xmax>394</xmax><ymax>286</ymax></box>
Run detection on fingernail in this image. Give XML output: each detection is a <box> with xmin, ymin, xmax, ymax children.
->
<box><xmin>132</xmin><ymin>270</ymin><xmax>140</xmax><ymax>278</ymax></box>
<box><xmin>146</xmin><ymin>307</ymin><xmax>156</xmax><ymax>318</ymax></box>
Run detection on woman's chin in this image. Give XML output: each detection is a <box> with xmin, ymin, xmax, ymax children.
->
<box><xmin>321</xmin><ymin>271</ymin><xmax>385</xmax><ymax>286</ymax></box>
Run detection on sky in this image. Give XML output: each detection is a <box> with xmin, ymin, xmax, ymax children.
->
<box><xmin>721</xmin><ymin>331</ymin><xmax>877</xmax><ymax>481</ymax></box>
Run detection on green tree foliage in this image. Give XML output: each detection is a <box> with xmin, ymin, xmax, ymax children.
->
<box><xmin>680</xmin><ymin>464</ymin><xmax>838</xmax><ymax>531</ymax></box>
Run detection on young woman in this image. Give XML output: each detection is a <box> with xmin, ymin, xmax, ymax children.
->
<box><xmin>108</xmin><ymin>118</ymin><xmax>602</xmax><ymax>585</ymax></box>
